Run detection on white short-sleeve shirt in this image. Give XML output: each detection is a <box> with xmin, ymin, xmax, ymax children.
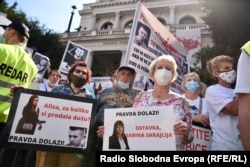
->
<box><xmin>185</xmin><ymin>96</ymin><xmax>209</xmax><ymax>116</ymax></box>
<box><xmin>235</xmin><ymin>50</ymin><xmax>250</xmax><ymax>94</ymax></box>
<box><xmin>205</xmin><ymin>84</ymin><xmax>243</xmax><ymax>150</ymax></box>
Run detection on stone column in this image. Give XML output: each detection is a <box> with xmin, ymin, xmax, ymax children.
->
<box><xmin>169</xmin><ymin>6</ymin><xmax>176</xmax><ymax>24</ymax></box>
<box><xmin>120</xmin><ymin>50</ymin><xmax>127</xmax><ymax>65</ymax></box>
<box><xmin>87</xmin><ymin>51</ymin><xmax>94</xmax><ymax>69</ymax></box>
<box><xmin>91</xmin><ymin>14</ymin><xmax>96</xmax><ymax>29</ymax></box>
<box><xmin>114</xmin><ymin>11</ymin><xmax>120</xmax><ymax>29</ymax></box>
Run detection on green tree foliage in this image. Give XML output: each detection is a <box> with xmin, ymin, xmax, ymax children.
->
<box><xmin>1</xmin><ymin>1</ymin><xmax>66</xmax><ymax>71</ymax></box>
<box><xmin>202</xmin><ymin>0</ymin><xmax>250</xmax><ymax>58</ymax></box>
<box><xmin>193</xmin><ymin>0</ymin><xmax>250</xmax><ymax>85</ymax></box>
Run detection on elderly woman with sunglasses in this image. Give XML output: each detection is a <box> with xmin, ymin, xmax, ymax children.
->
<box><xmin>133</xmin><ymin>55</ymin><xmax>193</xmax><ymax>150</ymax></box>
<box><xmin>181</xmin><ymin>72</ymin><xmax>210</xmax><ymax>127</ymax></box>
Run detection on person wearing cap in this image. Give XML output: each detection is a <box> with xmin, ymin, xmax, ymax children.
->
<box><xmin>0</xmin><ymin>21</ymin><xmax>37</xmax><ymax>166</ymax></box>
<box><xmin>95</xmin><ymin>65</ymin><xmax>137</xmax><ymax>151</ymax></box>
<box><xmin>0</xmin><ymin>21</ymin><xmax>37</xmax><ymax>127</ymax></box>
<box><xmin>1</xmin><ymin>21</ymin><xmax>30</xmax><ymax>45</ymax></box>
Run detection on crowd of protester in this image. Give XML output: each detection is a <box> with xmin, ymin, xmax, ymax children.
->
<box><xmin>0</xmin><ymin>21</ymin><xmax>249</xmax><ymax>167</ymax></box>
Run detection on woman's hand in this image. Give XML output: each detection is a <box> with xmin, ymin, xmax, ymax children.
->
<box><xmin>173</xmin><ymin>121</ymin><xmax>189</xmax><ymax>137</ymax></box>
<box><xmin>192</xmin><ymin>114</ymin><xmax>210</xmax><ymax>127</ymax></box>
<box><xmin>173</xmin><ymin>121</ymin><xmax>193</xmax><ymax>144</ymax></box>
<box><xmin>97</xmin><ymin>126</ymin><xmax>104</xmax><ymax>138</ymax></box>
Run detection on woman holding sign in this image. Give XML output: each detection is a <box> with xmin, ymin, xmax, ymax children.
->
<box><xmin>133</xmin><ymin>55</ymin><xmax>194</xmax><ymax>150</ymax></box>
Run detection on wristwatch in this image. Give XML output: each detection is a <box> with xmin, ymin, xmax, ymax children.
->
<box><xmin>185</xmin><ymin>131</ymin><xmax>192</xmax><ymax>141</ymax></box>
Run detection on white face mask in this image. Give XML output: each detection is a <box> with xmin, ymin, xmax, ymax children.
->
<box><xmin>218</xmin><ymin>70</ymin><xmax>236</xmax><ymax>83</ymax></box>
<box><xmin>154</xmin><ymin>69</ymin><xmax>172</xmax><ymax>86</ymax></box>
<box><xmin>114</xmin><ymin>80</ymin><xmax>130</xmax><ymax>89</ymax></box>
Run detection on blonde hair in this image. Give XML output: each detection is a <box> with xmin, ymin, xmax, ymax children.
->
<box><xmin>206</xmin><ymin>55</ymin><xmax>234</xmax><ymax>80</ymax></box>
<box><xmin>149</xmin><ymin>54</ymin><xmax>178</xmax><ymax>83</ymax></box>
<box><xmin>181</xmin><ymin>72</ymin><xmax>201</xmax><ymax>90</ymax></box>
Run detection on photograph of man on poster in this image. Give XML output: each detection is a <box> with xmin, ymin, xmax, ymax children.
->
<box><xmin>134</xmin><ymin>22</ymin><xmax>151</xmax><ymax>49</ymax></box>
<box><xmin>65</xmin><ymin>126</ymin><xmax>87</xmax><ymax>148</ymax></box>
<box><xmin>60</xmin><ymin>42</ymin><xmax>89</xmax><ymax>73</ymax></box>
<box><xmin>133</xmin><ymin>75</ymin><xmax>146</xmax><ymax>90</ymax></box>
<box><xmin>32</xmin><ymin>53</ymin><xmax>49</xmax><ymax>76</ymax></box>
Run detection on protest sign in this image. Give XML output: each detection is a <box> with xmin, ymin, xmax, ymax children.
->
<box><xmin>132</xmin><ymin>73</ymin><xmax>146</xmax><ymax>91</ymax></box>
<box><xmin>183</xmin><ymin>122</ymin><xmax>211</xmax><ymax>151</ymax></box>
<box><xmin>125</xmin><ymin>2</ymin><xmax>187</xmax><ymax>93</ymax></box>
<box><xmin>59</xmin><ymin>41</ymin><xmax>90</xmax><ymax>75</ymax></box>
<box><xmin>32</xmin><ymin>52</ymin><xmax>49</xmax><ymax>82</ymax></box>
<box><xmin>0</xmin><ymin>89</ymin><xmax>97</xmax><ymax>153</ymax></box>
<box><xmin>103</xmin><ymin>106</ymin><xmax>176</xmax><ymax>151</ymax></box>
<box><xmin>91</xmin><ymin>76</ymin><xmax>113</xmax><ymax>90</ymax></box>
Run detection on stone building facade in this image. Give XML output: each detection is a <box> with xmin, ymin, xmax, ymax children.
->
<box><xmin>59</xmin><ymin>0</ymin><xmax>213</xmax><ymax>77</ymax></box>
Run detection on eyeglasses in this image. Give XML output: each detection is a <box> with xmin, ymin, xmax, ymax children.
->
<box><xmin>74</xmin><ymin>69</ymin><xmax>87</xmax><ymax>75</ymax></box>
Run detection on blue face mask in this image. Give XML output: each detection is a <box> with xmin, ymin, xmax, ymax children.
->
<box><xmin>185</xmin><ymin>80</ymin><xmax>200</xmax><ymax>92</ymax></box>
<box><xmin>116</xmin><ymin>80</ymin><xmax>130</xmax><ymax>89</ymax></box>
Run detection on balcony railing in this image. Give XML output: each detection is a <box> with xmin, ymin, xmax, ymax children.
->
<box><xmin>59</xmin><ymin>23</ymin><xmax>209</xmax><ymax>39</ymax></box>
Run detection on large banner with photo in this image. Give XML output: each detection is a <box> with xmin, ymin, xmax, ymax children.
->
<box><xmin>59</xmin><ymin>41</ymin><xmax>90</xmax><ymax>76</ymax></box>
<box><xmin>176</xmin><ymin>29</ymin><xmax>201</xmax><ymax>70</ymax></box>
<box><xmin>0</xmin><ymin>89</ymin><xmax>97</xmax><ymax>153</ymax></box>
<box><xmin>125</xmin><ymin>2</ymin><xmax>187</xmax><ymax>93</ymax></box>
<box><xmin>103</xmin><ymin>106</ymin><xmax>176</xmax><ymax>151</ymax></box>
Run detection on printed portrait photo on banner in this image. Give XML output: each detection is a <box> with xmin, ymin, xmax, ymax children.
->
<box><xmin>32</xmin><ymin>53</ymin><xmax>49</xmax><ymax>76</ymax></box>
<box><xmin>133</xmin><ymin>74</ymin><xmax>146</xmax><ymax>91</ymax></box>
<box><xmin>65</xmin><ymin>126</ymin><xmax>87</xmax><ymax>148</ymax></box>
<box><xmin>134</xmin><ymin>21</ymin><xmax>151</xmax><ymax>49</ymax></box>
<box><xmin>15</xmin><ymin>95</ymin><xmax>43</xmax><ymax>135</ymax></box>
<box><xmin>60</xmin><ymin>41</ymin><xmax>89</xmax><ymax>74</ymax></box>
<box><xmin>109</xmin><ymin>120</ymin><xmax>130</xmax><ymax>150</ymax></box>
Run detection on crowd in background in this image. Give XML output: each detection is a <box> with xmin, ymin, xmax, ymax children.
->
<box><xmin>0</xmin><ymin>21</ymin><xmax>249</xmax><ymax>167</ymax></box>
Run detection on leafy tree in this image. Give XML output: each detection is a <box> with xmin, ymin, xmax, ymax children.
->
<box><xmin>1</xmin><ymin>0</ymin><xmax>66</xmax><ymax>71</ymax></box>
<box><xmin>192</xmin><ymin>0</ymin><xmax>250</xmax><ymax>86</ymax></box>
<box><xmin>202</xmin><ymin>0</ymin><xmax>250</xmax><ymax>59</ymax></box>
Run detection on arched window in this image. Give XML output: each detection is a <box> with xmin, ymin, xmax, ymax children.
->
<box><xmin>157</xmin><ymin>17</ymin><xmax>166</xmax><ymax>25</ymax></box>
<box><xmin>179</xmin><ymin>16</ymin><xmax>196</xmax><ymax>24</ymax></box>
<box><xmin>124</xmin><ymin>20</ymin><xmax>133</xmax><ymax>28</ymax></box>
<box><xmin>101</xmin><ymin>22</ymin><xmax>113</xmax><ymax>30</ymax></box>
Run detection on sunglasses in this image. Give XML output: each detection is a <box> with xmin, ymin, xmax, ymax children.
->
<box><xmin>74</xmin><ymin>69</ymin><xmax>87</xmax><ymax>75</ymax></box>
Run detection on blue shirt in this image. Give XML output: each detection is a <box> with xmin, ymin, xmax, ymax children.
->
<box><xmin>51</xmin><ymin>84</ymin><xmax>95</xmax><ymax>99</ymax></box>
